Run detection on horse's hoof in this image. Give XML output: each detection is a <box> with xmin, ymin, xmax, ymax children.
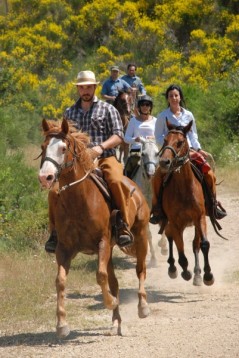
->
<box><xmin>56</xmin><ymin>324</ymin><xmax>70</xmax><ymax>339</ymax></box>
<box><xmin>108</xmin><ymin>325</ymin><xmax>122</xmax><ymax>336</ymax></box>
<box><xmin>138</xmin><ymin>304</ymin><xmax>150</xmax><ymax>318</ymax></box>
<box><xmin>181</xmin><ymin>270</ymin><xmax>192</xmax><ymax>281</ymax></box>
<box><xmin>168</xmin><ymin>267</ymin><xmax>178</xmax><ymax>279</ymax></box>
<box><xmin>148</xmin><ymin>257</ymin><xmax>157</xmax><ymax>268</ymax></box>
<box><xmin>161</xmin><ymin>248</ymin><xmax>168</xmax><ymax>256</ymax></box>
<box><xmin>193</xmin><ymin>274</ymin><xmax>203</xmax><ymax>286</ymax></box>
<box><xmin>203</xmin><ymin>273</ymin><xmax>215</xmax><ymax>286</ymax></box>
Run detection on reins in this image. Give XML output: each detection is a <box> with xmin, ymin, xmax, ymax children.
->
<box><xmin>159</xmin><ymin>129</ymin><xmax>190</xmax><ymax>172</ymax></box>
<box><xmin>58</xmin><ymin>168</ymin><xmax>92</xmax><ymax>194</ymax></box>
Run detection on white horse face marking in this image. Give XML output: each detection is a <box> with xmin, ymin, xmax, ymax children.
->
<box><xmin>142</xmin><ymin>141</ymin><xmax>159</xmax><ymax>177</ymax></box>
<box><xmin>38</xmin><ymin>137</ymin><xmax>67</xmax><ymax>188</ymax></box>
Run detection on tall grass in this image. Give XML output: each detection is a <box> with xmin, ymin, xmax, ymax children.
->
<box><xmin>0</xmin><ymin>251</ymin><xmax>99</xmax><ymax>332</ymax></box>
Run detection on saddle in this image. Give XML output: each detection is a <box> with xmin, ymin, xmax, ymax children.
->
<box><xmin>90</xmin><ymin>168</ymin><xmax>136</xmax><ymax>242</ymax></box>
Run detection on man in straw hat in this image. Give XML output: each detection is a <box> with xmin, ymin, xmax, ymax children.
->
<box><xmin>45</xmin><ymin>70</ymin><xmax>134</xmax><ymax>253</ymax></box>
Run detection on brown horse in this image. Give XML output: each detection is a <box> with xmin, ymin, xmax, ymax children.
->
<box><xmin>113</xmin><ymin>91</ymin><xmax>132</xmax><ymax>163</ymax></box>
<box><xmin>38</xmin><ymin>118</ymin><xmax>150</xmax><ymax>338</ymax></box>
<box><xmin>159</xmin><ymin>120</ymin><xmax>214</xmax><ymax>286</ymax></box>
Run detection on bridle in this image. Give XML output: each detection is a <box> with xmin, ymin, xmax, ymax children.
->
<box><xmin>141</xmin><ymin>140</ymin><xmax>159</xmax><ymax>177</ymax></box>
<box><xmin>40</xmin><ymin>133</ymin><xmax>76</xmax><ymax>180</ymax></box>
<box><xmin>40</xmin><ymin>132</ymin><xmax>92</xmax><ymax>192</ymax></box>
<box><xmin>159</xmin><ymin>129</ymin><xmax>190</xmax><ymax>172</ymax></box>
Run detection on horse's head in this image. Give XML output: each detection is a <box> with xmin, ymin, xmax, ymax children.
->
<box><xmin>114</xmin><ymin>91</ymin><xmax>132</xmax><ymax>116</ymax></box>
<box><xmin>38</xmin><ymin>118</ymin><xmax>91</xmax><ymax>189</ymax></box>
<box><xmin>38</xmin><ymin>118</ymin><xmax>72</xmax><ymax>188</ymax></box>
<box><xmin>141</xmin><ymin>138</ymin><xmax>159</xmax><ymax>177</ymax></box>
<box><xmin>159</xmin><ymin>119</ymin><xmax>192</xmax><ymax>173</ymax></box>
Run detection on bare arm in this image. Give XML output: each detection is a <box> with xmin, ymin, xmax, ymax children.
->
<box><xmin>92</xmin><ymin>134</ymin><xmax>123</xmax><ymax>155</ymax></box>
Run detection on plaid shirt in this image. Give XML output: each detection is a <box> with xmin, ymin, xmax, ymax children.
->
<box><xmin>64</xmin><ymin>96</ymin><xmax>124</xmax><ymax>158</ymax></box>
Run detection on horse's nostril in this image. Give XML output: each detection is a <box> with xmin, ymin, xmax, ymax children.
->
<box><xmin>47</xmin><ymin>175</ymin><xmax>54</xmax><ymax>181</ymax></box>
<box><xmin>160</xmin><ymin>159</ymin><xmax>171</xmax><ymax>168</ymax></box>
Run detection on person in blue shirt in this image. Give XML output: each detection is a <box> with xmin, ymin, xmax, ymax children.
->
<box><xmin>121</xmin><ymin>64</ymin><xmax>146</xmax><ymax>96</ymax></box>
<box><xmin>101</xmin><ymin>66</ymin><xmax>132</xmax><ymax>104</ymax></box>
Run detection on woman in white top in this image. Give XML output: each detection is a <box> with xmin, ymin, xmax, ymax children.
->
<box><xmin>150</xmin><ymin>84</ymin><xmax>226</xmax><ymax>224</ymax></box>
<box><xmin>124</xmin><ymin>95</ymin><xmax>157</xmax><ymax>151</ymax></box>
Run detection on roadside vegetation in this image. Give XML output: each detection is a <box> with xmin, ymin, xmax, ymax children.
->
<box><xmin>0</xmin><ymin>0</ymin><xmax>239</xmax><ymax>252</ymax></box>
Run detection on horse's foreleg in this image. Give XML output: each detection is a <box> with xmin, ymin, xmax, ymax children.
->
<box><xmin>167</xmin><ymin>236</ymin><xmax>178</xmax><ymax>278</ymax></box>
<box><xmin>200</xmin><ymin>237</ymin><xmax>215</xmax><ymax>286</ymax></box>
<box><xmin>169</xmin><ymin>229</ymin><xmax>192</xmax><ymax>281</ymax></box>
<box><xmin>97</xmin><ymin>239</ymin><xmax>118</xmax><ymax>310</ymax></box>
<box><xmin>192</xmin><ymin>228</ymin><xmax>203</xmax><ymax>286</ymax></box>
<box><xmin>158</xmin><ymin>230</ymin><xmax>168</xmax><ymax>256</ymax></box>
<box><xmin>147</xmin><ymin>225</ymin><xmax>157</xmax><ymax>268</ymax></box>
<box><xmin>55</xmin><ymin>250</ymin><xmax>71</xmax><ymax>339</ymax></box>
<box><xmin>107</xmin><ymin>256</ymin><xmax>122</xmax><ymax>336</ymax></box>
<box><xmin>135</xmin><ymin>229</ymin><xmax>150</xmax><ymax>319</ymax></box>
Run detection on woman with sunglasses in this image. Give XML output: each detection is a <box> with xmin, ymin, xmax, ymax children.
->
<box><xmin>124</xmin><ymin>95</ymin><xmax>157</xmax><ymax>152</ymax></box>
<box><xmin>150</xmin><ymin>84</ymin><xmax>226</xmax><ymax>224</ymax></box>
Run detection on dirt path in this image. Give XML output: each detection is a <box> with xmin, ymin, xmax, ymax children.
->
<box><xmin>1</xmin><ymin>187</ymin><xmax>239</xmax><ymax>357</ymax></box>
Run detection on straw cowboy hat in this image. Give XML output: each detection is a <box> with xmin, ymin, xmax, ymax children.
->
<box><xmin>73</xmin><ymin>70</ymin><xmax>100</xmax><ymax>85</ymax></box>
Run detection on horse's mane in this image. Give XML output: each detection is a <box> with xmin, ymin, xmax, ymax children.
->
<box><xmin>43</xmin><ymin>119</ymin><xmax>94</xmax><ymax>172</ymax></box>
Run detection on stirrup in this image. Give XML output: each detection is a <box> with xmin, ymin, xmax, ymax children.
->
<box><xmin>149</xmin><ymin>209</ymin><xmax>166</xmax><ymax>225</ymax></box>
<box><xmin>214</xmin><ymin>201</ymin><xmax>227</xmax><ymax>220</ymax></box>
<box><xmin>149</xmin><ymin>213</ymin><xmax>161</xmax><ymax>224</ymax></box>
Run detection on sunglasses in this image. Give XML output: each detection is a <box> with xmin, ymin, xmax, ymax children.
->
<box><xmin>140</xmin><ymin>102</ymin><xmax>151</xmax><ymax>107</ymax></box>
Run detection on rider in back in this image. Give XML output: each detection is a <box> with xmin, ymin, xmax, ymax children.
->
<box><xmin>121</xmin><ymin>64</ymin><xmax>146</xmax><ymax>96</ymax></box>
<box><xmin>45</xmin><ymin>70</ymin><xmax>134</xmax><ymax>253</ymax></box>
<box><xmin>101</xmin><ymin>66</ymin><xmax>132</xmax><ymax>105</ymax></box>
<box><xmin>150</xmin><ymin>84</ymin><xmax>227</xmax><ymax>224</ymax></box>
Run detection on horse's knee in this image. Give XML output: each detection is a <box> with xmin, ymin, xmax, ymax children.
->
<box><xmin>96</xmin><ymin>270</ymin><xmax>108</xmax><ymax>286</ymax></box>
<box><xmin>200</xmin><ymin>239</ymin><xmax>210</xmax><ymax>253</ymax></box>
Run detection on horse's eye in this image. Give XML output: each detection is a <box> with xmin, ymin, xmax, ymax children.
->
<box><xmin>177</xmin><ymin>141</ymin><xmax>183</xmax><ymax>148</ymax></box>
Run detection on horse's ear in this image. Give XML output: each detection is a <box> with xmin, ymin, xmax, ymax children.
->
<box><xmin>166</xmin><ymin>117</ymin><xmax>174</xmax><ymax>130</ymax></box>
<box><xmin>184</xmin><ymin>120</ymin><xmax>193</xmax><ymax>134</ymax></box>
<box><xmin>42</xmin><ymin>118</ymin><xmax>49</xmax><ymax>132</ymax></box>
<box><xmin>61</xmin><ymin>118</ymin><xmax>69</xmax><ymax>134</ymax></box>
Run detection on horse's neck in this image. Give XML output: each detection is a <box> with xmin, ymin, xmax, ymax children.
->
<box><xmin>133</xmin><ymin>164</ymin><xmax>152</xmax><ymax>204</ymax></box>
<box><xmin>59</xmin><ymin>159</ymin><xmax>92</xmax><ymax>189</ymax></box>
<box><xmin>171</xmin><ymin>162</ymin><xmax>196</xmax><ymax>189</ymax></box>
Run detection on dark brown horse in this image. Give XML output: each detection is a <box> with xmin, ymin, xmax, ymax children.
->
<box><xmin>38</xmin><ymin>118</ymin><xmax>150</xmax><ymax>338</ymax></box>
<box><xmin>159</xmin><ymin>120</ymin><xmax>214</xmax><ymax>286</ymax></box>
<box><xmin>113</xmin><ymin>91</ymin><xmax>132</xmax><ymax>163</ymax></box>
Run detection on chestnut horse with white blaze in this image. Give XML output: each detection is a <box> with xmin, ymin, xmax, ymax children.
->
<box><xmin>38</xmin><ymin>118</ymin><xmax>150</xmax><ymax>338</ymax></box>
<box><xmin>159</xmin><ymin>119</ymin><xmax>215</xmax><ymax>286</ymax></box>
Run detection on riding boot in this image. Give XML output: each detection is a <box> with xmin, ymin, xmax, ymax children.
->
<box><xmin>117</xmin><ymin>224</ymin><xmax>134</xmax><ymax>247</ymax></box>
<box><xmin>45</xmin><ymin>230</ymin><xmax>58</xmax><ymax>253</ymax></box>
<box><xmin>203</xmin><ymin>170</ymin><xmax>227</xmax><ymax>220</ymax></box>
<box><xmin>113</xmin><ymin>210</ymin><xmax>134</xmax><ymax>247</ymax></box>
<box><xmin>150</xmin><ymin>168</ymin><xmax>166</xmax><ymax>224</ymax></box>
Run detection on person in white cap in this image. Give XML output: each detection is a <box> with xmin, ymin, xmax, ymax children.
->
<box><xmin>101</xmin><ymin>66</ymin><xmax>132</xmax><ymax>104</ymax></box>
<box><xmin>45</xmin><ymin>70</ymin><xmax>134</xmax><ymax>253</ymax></box>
